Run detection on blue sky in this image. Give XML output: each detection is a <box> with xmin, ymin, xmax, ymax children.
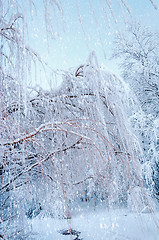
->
<box><xmin>27</xmin><ymin>0</ymin><xmax>159</xmax><ymax>88</ymax></box>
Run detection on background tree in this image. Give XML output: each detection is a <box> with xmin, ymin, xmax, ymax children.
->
<box><xmin>112</xmin><ymin>21</ymin><xmax>159</xmax><ymax>198</ymax></box>
<box><xmin>112</xmin><ymin>21</ymin><xmax>159</xmax><ymax>115</ymax></box>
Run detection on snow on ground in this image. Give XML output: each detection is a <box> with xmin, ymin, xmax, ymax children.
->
<box><xmin>30</xmin><ymin>207</ymin><xmax>159</xmax><ymax>240</ymax></box>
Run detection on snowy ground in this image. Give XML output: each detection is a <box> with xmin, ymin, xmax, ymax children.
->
<box><xmin>30</xmin><ymin>207</ymin><xmax>159</xmax><ymax>240</ymax></box>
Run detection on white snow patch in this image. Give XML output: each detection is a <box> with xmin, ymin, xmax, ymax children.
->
<box><xmin>30</xmin><ymin>208</ymin><xmax>159</xmax><ymax>240</ymax></box>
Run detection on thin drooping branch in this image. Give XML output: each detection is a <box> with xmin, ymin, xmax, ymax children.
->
<box><xmin>149</xmin><ymin>0</ymin><xmax>158</xmax><ymax>9</ymax></box>
<box><xmin>72</xmin><ymin>176</ymin><xmax>94</xmax><ymax>185</ymax></box>
<box><xmin>2</xmin><ymin>137</ymin><xmax>82</xmax><ymax>192</ymax></box>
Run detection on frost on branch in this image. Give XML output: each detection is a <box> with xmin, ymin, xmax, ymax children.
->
<box><xmin>1</xmin><ymin>52</ymin><xmax>155</xmax><ymax>238</ymax></box>
<box><xmin>112</xmin><ymin>21</ymin><xmax>159</xmax><ymax>199</ymax></box>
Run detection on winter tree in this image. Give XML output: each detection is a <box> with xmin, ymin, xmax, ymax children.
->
<box><xmin>1</xmin><ymin>51</ymin><xmax>156</xmax><ymax>238</ymax></box>
<box><xmin>0</xmin><ymin>1</ymin><xmax>159</xmax><ymax>239</ymax></box>
<box><xmin>112</xmin><ymin>21</ymin><xmax>159</xmax><ymax>198</ymax></box>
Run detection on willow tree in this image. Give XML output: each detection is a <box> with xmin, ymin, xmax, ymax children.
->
<box><xmin>0</xmin><ymin>0</ymin><xmax>158</xmax><ymax>239</ymax></box>
<box><xmin>0</xmin><ymin>52</ymin><xmax>155</xmax><ymax>238</ymax></box>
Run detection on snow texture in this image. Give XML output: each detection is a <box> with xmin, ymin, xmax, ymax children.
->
<box><xmin>30</xmin><ymin>208</ymin><xmax>159</xmax><ymax>240</ymax></box>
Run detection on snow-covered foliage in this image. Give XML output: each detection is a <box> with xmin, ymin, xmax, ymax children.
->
<box><xmin>0</xmin><ymin>52</ymin><xmax>157</xmax><ymax>238</ymax></box>
<box><xmin>113</xmin><ymin>21</ymin><xmax>159</xmax><ymax>198</ymax></box>
<box><xmin>113</xmin><ymin>21</ymin><xmax>159</xmax><ymax>116</ymax></box>
<box><xmin>1</xmin><ymin>1</ymin><xmax>159</xmax><ymax>239</ymax></box>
